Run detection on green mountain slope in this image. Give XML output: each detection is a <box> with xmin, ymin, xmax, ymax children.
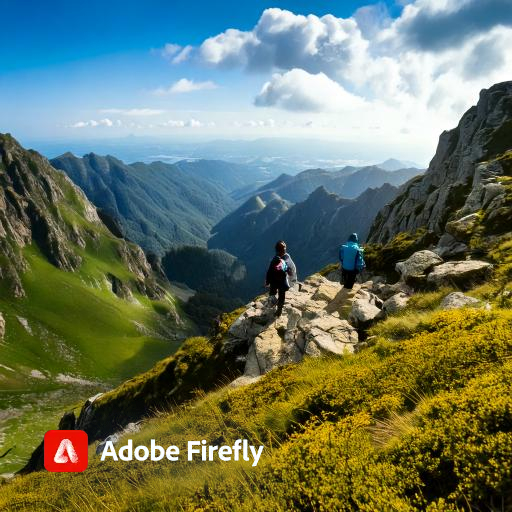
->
<box><xmin>50</xmin><ymin>153</ymin><xmax>236</xmax><ymax>255</ymax></box>
<box><xmin>0</xmin><ymin>134</ymin><xmax>192</xmax><ymax>474</ymax></box>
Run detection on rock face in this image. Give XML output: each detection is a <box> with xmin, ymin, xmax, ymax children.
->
<box><xmin>427</xmin><ymin>261</ymin><xmax>493</xmax><ymax>289</ymax></box>
<box><xmin>369</xmin><ymin>82</ymin><xmax>512</xmax><ymax>244</ymax></box>
<box><xmin>440</xmin><ymin>292</ymin><xmax>480</xmax><ymax>310</ymax></box>
<box><xmin>229</xmin><ymin>274</ymin><xmax>365</xmax><ymax>386</ymax></box>
<box><xmin>0</xmin><ymin>133</ymin><xmax>165</xmax><ymax>301</ymax></box>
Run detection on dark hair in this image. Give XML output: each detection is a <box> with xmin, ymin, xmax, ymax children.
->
<box><xmin>275</xmin><ymin>240</ymin><xmax>286</xmax><ymax>253</ymax></box>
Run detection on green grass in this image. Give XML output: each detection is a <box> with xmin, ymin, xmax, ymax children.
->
<box><xmin>2</xmin><ymin>303</ymin><xmax>512</xmax><ymax>510</ymax></box>
<box><xmin>0</xmin><ymin>242</ymin><xmax>188</xmax><ymax>475</ymax></box>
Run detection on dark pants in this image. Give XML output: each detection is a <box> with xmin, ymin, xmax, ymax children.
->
<box><xmin>341</xmin><ymin>269</ymin><xmax>358</xmax><ymax>289</ymax></box>
<box><xmin>269</xmin><ymin>286</ymin><xmax>286</xmax><ymax>306</ymax></box>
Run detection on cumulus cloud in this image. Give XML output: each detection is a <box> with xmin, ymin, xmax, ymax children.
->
<box><xmin>157</xmin><ymin>43</ymin><xmax>196</xmax><ymax>64</ymax></box>
<box><xmin>174</xmin><ymin>3</ymin><xmax>512</xmax><ymax>120</ymax></box>
<box><xmin>71</xmin><ymin>118</ymin><xmax>114</xmax><ymax>128</ymax></box>
<box><xmin>153</xmin><ymin>78</ymin><xmax>218</xmax><ymax>95</ymax></box>
<box><xmin>100</xmin><ymin>108</ymin><xmax>164</xmax><ymax>116</ymax></box>
<box><xmin>255</xmin><ymin>69</ymin><xmax>366</xmax><ymax>112</ymax></box>
<box><xmin>389</xmin><ymin>0</ymin><xmax>512</xmax><ymax>52</ymax></box>
<box><xmin>158</xmin><ymin>118</ymin><xmax>213</xmax><ymax>128</ymax></box>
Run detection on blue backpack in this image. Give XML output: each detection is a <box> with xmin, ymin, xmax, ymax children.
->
<box><xmin>340</xmin><ymin>242</ymin><xmax>366</xmax><ymax>272</ymax></box>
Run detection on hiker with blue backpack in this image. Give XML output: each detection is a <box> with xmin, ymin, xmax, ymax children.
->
<box><xmin>339</xmin><ymin>233</ymin><xmax>366</xmax><ymax>289</ymax></box>
<box><xmin>266</xmin><ymin>240</ymin><xmax>297</xmax><ymax>317</ymax></box>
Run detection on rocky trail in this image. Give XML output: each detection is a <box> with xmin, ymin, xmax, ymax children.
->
<box><xmin>228</xmin><ymin>250</ymin><xmax>493</xmax><ymax>387</ymax></box>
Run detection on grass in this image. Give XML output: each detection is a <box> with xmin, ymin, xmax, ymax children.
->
<box><xmin>0</xmin><ymin>243</ymin><xmax>186</xmax><ymax>475</ymax></box>
<box><xmin>0</xmin><ymin>221</ymin><xmax>190</xmax><ymax>476</ymax></box>
<box><xmin>2</xmin><ymin>303</ymin><xmax>512</xmax><ymax>510</ymax></box>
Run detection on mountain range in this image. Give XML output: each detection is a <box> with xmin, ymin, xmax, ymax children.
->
<box><xmin>250</xmin><ymin>165</ymin><xmax>423</xmax><ymax>203</ymax></box>
<box><xmin>50</xmin><ymin>154</ymin><xmax>239</xmax><ymax>255</ymax></box>
<box><xmin>210</xmin><ymin>183</ymin><xmax>399</xmax><ymax>289</ymax></box>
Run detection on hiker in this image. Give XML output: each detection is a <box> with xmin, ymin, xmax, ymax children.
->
<box><xmin>265</xmin><ymin>240</ymin><xmax>297</xmax><ymax>317</ymax></box>
<box><xmin>339</xmin><ymin>233</ymin><xmax>365</xmax><ymax>290</ymax></box>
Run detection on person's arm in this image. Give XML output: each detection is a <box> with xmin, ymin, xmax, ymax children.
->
<box><xmin>265</xmin><ymin>260</ymin><xmax>272</xmax><ymax>286</ymax></box>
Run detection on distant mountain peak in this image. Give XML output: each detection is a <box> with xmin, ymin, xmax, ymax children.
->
<box><xmin>376</xmin><ymin>158</ymin><xmax>422</xmax><ymax>171</ymax></box>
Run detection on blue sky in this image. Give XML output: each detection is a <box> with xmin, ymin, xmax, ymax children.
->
<box><xmin>1</xmin><ymin>0</ymin><xmax>511</xmax><ymax>162</ymax></box>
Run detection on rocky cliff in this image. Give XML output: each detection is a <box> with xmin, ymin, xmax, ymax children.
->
<box><xmin>369</xmin><ymin>81</ymin><xmax>512</xmax><ymax>255</ymax></box>
<box><xmin>0</xmin><ymin>134</ymin><xmax>167</xmax><ymax>300</ymax></box>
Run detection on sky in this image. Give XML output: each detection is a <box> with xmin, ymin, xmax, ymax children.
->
<box><xmin>1</xmin><ymin>0</ymin><xmax>512</xmax><ymax>163</ymax></box>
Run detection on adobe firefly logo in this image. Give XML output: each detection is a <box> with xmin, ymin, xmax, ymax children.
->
<box><xmin>44</xmin><ymin>430</ymin><xmax>88</xmax><ymax>472</ymax></box>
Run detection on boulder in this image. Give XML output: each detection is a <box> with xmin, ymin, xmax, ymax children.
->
<box><xmin>440</xmin><ymin>292</ymin><xmax>480</xmax><ymax>310</ymax></box>
<box><xmin>445</xmin><ymin>213</ymin><xmax>479</xmax><ymax>241</ymax></box>
<box><xmin>427</xmin><ymin>260</ymin><xmax>493</xmax><ymax>289</ymax></box>
<box><xmin>395</xmin><ymin>250</ymin><xmax>443</xmax><ymax>281</ymax></box>
<box><xmin>349</xmin><ymin>299</ymin><xmax>381</xmax><ymax>327</ymax></box>
<box><xmin>0</xmin><ymin>313</ymin><xmax>4</xmax><ymax>340</ymax></box>
<box><xmin>305</xmin><ymin>325</ymin><xmax>356</xmax><ymax>356</ymax></box>
<box><xmin>312</xmin><ymin>281</ymin><xmax>342</xmax><ymax>302</ymax></box>
<box><xmin>253</xmin><ymin>327</ymin><xmax>302</xmax><ymax>374</ymax></box>
<box><xmin>435</xmin><ymin>233</ymin><xmax>469</xmax><ymax>259</ymax></box>
<box><xmin>382</xmin><ymin>293</ymin><xmax>410</xmax><ymax>314</ymax></box>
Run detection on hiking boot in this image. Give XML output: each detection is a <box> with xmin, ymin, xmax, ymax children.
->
<box><xmin>268</xmin><ymin>295</ymin><xmax>278</xmax><ymax>307</ymax></box>
<box><xmin>275</xmin><ymin>305</ymin><xmax>283</xmax><ymax>317</ymax></box>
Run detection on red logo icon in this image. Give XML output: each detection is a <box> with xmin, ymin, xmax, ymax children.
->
<box><xmin>44</xmin><ymin>430</ymin><xmax>88</xmax><ymax>472</ymax></box>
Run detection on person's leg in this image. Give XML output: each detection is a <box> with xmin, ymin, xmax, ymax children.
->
<box><xmin>346</xmin><ymin>271</ymin><xmax>357</xmax><ymax>289</ymax></box>
<box><xmin>276</xmin><ymin>288</ymin><xmax>286</xmax><ymax>316</ymax></box>
<box><xmin>269</xmin><ymin>285</ymin><xmax>278</xmax><ymax>305</ymax></box>
<box><xmin>342</xmin><ymin>269</ymin><xmax>350</xmax><ymax>288</ymax></box>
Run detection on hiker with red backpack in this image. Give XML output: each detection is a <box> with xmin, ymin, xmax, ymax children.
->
<box><xmin>265</xmin><ymin>240</ymin><xmax>297</xmax><ymax>317</ymax></box>
<box><xmin>339</xmin><ymin>233</ymin><xmax>366</xmax><ymax>289</ymax></box>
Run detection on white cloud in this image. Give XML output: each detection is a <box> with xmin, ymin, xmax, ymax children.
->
<box><xmin>153</xmin><ymin>78</ymin><xmax>218</xmax><ymax>95</ymax></box>
<box><xmin>255</xmin><ymin>69</ymin><xmax>366</xmax><ymax>112</ymax></box>
<box><xmin>157</xmin><ymin>118</ymin><xmax>214</xmax><ymax>128</ymax></box>
<box><xmin>160</xmin><ymin>43</ymin><xmax>182</xmax><ymax>59</ymax></box>
<box><xmin>100</xmin><ymin>108</ymin><xmax>165</xmax><ymax>116</ymax></box>
<box><xmin>158</xmin><ymin>43</ymin><xmax>194</xmax><ymax>64</ymax></box>
<box><xmin>160</xmin><ymin>119</ymin><xmax>186</xmax><ymax>127</ymax></box>
<box><xmin>182</xmin><ymin>4</ymin><xmax>512</xmax><ymax>123</ymax></box>
<box><xmin>70</xmin><ymin>118</ymin><xmax>114</xmax><ymax>128</ymax></box>
<box><xmin>172</xmin><ymin>45</ymin><xmax>193</xmax><ymax>64</ymax></box>
<box><xmin>185</xmin><ymin>118</ymin><xmax>203</xmax><ymax>128</ymax></box>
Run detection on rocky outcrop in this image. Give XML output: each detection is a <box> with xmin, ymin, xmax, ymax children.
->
<box><xmin>229</xmin><ymin>275</ymin><xmax>365</xmax><ymax>386</ymax></box>
<box><xmin>440</xmin><ymin>292</ymin><xmax>480</xmax><ymax>310</ymax></box>
<box><xmin>427</xmin><ymin>261</ymin><xmax>493</xmax><ymax>290</ymax></box>
<box><xmin>369</xmin><ymin>82</ymin><xmax>512</xmax><ymax>245</ymax></box>
<box><xmin>395</xmin><ymin>250</ymin><xmax>443</xmax><ymax>283</ymax></box>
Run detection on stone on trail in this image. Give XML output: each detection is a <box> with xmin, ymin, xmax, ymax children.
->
<box><xmin>440</xmin><ymin>292</ymin><xmax>480</xmax><ymax>310</ymax></box>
